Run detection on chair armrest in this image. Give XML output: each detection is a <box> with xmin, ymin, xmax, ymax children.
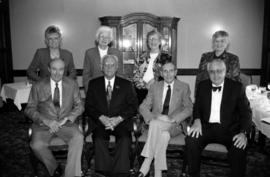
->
<box><xmin>132</xmin><ymin>113</ymin><xmax>145</xmax><ymax>138</ymax></box>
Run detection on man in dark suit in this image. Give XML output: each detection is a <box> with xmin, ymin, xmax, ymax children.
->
<box><xmin>85</xmin><ymin>54</ymin><xmax>138</xmax><ymax>177</ymax></box>
<box><xmin>186</xmin><ymin>59</ymin><xmax>252</xmax><ymax>177</ymax></box>
<box><xmin>25</xmin><ymin>58</ymin><xmax>84</xmax><ymax>177</ymax></box>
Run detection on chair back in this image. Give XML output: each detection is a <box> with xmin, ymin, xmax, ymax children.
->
<box><xmin>239</xmin><ymin>72</ymin><xmax>252</xmax><ymax>89</ymax></box>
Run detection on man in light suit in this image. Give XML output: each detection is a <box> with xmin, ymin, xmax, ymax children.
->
<box><xmin>85</xmin><ymin>55</ymin><xmax>138</xmax><ymax>177</ymax></box>
<box><xmin>25</xmin><ymin>58</ymin><xmax>84</xmax><ymax>177</ymax></box>
<box><xmin>136</xmin><ymin>62</ymin><xmax>193</xmax><ymax>177</ymax></box>
<box><xmin>83</xmin><ymin>26</ymin><xmax>124</xmax><ymax>93</ymax></box>
<box><xmin>186</xmin><ymin>59</ymin><xmax>252</xmax><ymax>177</ymax></box>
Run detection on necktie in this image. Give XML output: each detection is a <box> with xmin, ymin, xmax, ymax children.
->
<box><xmin>212</xmin><ymin>86</ymin><xmax>222</xmax><ymax>92</ymax></box>
<box><xmin>162</xmin><ymin>85</ymin><xmax>171</xmax><ymax>115</ymax></box>
<box><xmin>106</xmin><ymin>81</ymin><xmax>112</xmax><ymax>106</ymax></box>
<box><xmin>53</xmin><ymin>82</ymin><xmax>60</xmax><ymax>109</ymax></box>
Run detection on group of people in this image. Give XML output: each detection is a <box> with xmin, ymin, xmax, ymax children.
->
<box><xmin>24</xmin><ymin>25</ymin><xmax>252</xmax><ymax>177</ymax></box>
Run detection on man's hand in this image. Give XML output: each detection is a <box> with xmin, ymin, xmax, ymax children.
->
<box><xmin>188</xmin><ymin>119</ymin><xmax>202</xmax><ymax>138</ymax></box>
<box><xmin>157</xmin><ymin>114</ymin><xmax>174</xmax><ymax>123</ymax></box>
<box><xmin>99</xmin><ymin>115</ymin><xmax>113</xmax><ymax>130</ymax></box>
<box><xmin>48</xmin><ymin>120</ymin><xmax>61</xmax><ymax>134</ymax></box>
<box><xmin>233</xmin><ymin>132</ymin><xmax>247</xmax><ymax>149</ymax></box>
<box><xmin>109</xmin><ymin>116</ymin><xmax>123</xmax><ymax>129</ymax></box>
<box><xmin>59</xmin><ymin>117</ymin><xmax>69</xmax><ymax>126</ymax></box>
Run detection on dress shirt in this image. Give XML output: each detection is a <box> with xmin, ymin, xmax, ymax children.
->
<box><xmin>105</xmin><ymin>76</ymin><xmax>115</xmax><ymax>91</ymax></box>
<box><xmin>98</xmin><ymin>46</ymin><xmax>108</xmax><ymax>61</ymax></box>
<box><xmin>142</xmin><ymin>52</ymin><xmax>159</xmax><ymax>83</ymax></box>
<box><xmin>209</xmin><ymin>82</ymin><xmax>224</xmax><ymax>123</ymax></box>
<box><xmin>50</xmin><ymin>79</ymin><xmax>62</xmax><ymax>107</ymax></box>
<box><xmin>162</xmin><ymin>81</ymin><xmax>174</xmax><ymax>107</ymax></box>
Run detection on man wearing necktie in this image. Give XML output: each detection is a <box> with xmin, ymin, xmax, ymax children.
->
<box><xmin>136</xmin><ymin>62</ymin><xmax>193</xmax><ymax>177</ymax></box>
<box><xmin>25</xmin><ymin>59</ymin><xmax>84</xmax><ymax>177</ymax></box>
<box><xmin>186</xmin><ymin>59</ymin><xmax>252</xmax><ymax>177</ymax></box>
<box><xmin>85</xmin><ymin>55</ymin><xmax>138</xmax><ymax>177</ymax></box>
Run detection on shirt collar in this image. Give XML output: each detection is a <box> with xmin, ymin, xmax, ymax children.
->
<box><xmin>50</xmin><ymin>78</ymin><xmax>62</xmax><ymax>86</ymax></box>
<box><xmin>164</xmin><ymin>80</ymin><xmax>174</xmax><ymax>89</ymax></box>
<box><xmin>105</xmin><ymin>76</ymin><xmax>115</xmax><ymax>87</ymax></box>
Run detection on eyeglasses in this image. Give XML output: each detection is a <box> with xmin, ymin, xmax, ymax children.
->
<box><xmin>208</xmin><ymin>69</ymin><xmax>225</xmax><ymax>75</ymax></box>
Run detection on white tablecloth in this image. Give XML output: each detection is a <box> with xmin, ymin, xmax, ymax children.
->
<box><xmin>247</xmin><ymin>90</ymin><xmax>270</xmax><ymax>138</ymax></box>
<box><xmin>0</xmin><ymin>82</ymin><xmax>32</xmax><ymax>110</ymax></box>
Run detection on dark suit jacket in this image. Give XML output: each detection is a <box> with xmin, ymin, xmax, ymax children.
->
<box><xmin>82</xmin><ymin>47</ymin><xmax>124</xmax><ymax>92</ymax></box>
<box><xmin>27</xmin><ymin>48</ymin><xmax>76</xmax><ymax>81</ymax></box>
<box><xmin>85</xmin><ymin>76</ymin><xmax>138</xmax><ymax>133</ymax></box>
<box><xmin>25</xmin><ymin>77</ymin><xmax>84</xmax><ymax>129</ymax></box>
<box><xmin>194</xmin><ymin>78</ymin><xmax>252</xmax><ymax>134</ymax></box>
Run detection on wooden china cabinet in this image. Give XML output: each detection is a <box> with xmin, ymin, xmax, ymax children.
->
<box><xmin>99</xmin><ymin>12</ymin><xmax>180</xmax><ymax>78</ymax></box>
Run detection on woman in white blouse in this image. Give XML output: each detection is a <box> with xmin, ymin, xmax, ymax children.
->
<box><xmin>133</xmin><ymin>30</ymin><xmax>172</xmax><ymax>103</ymax></box>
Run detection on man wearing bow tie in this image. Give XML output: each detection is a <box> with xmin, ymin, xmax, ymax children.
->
<box><xmin>85</xmin><ymin>55</ymin><xmax>138</xmax><ymax>177</ymax></box>
<box><xmin>186</xmin><ymin>59</ymin><xmax>252</xmax><ymax>177</ymax></box>
<box><xmin>25</xmin><ymin>58</ymin><xmax>84</xmax><ymax>177</ymax></box>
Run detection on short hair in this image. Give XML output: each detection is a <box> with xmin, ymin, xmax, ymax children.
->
<box><xmin>162</xmin><ymin>61</ymin><xmax>176</xmax><ymax>70</ymax></box>
<box><xmin>48</xmin><ymin>58</ymin><xmax>65</xmax><ymax>68</ymax></box>
<box><xmin>212</xmin><ymin>30</ymin><xmax>229</xmax><ymax>40</ymax></box>
<box><xmin>102</xmin><ymin>54</ymin><xmax>118</xmax><ymax>67</ymax></box>
<box><xmin>206</xmin><ymin>59</ymin><xmax>226</xmax><ymax>71</ymax></box>
<box><xmin>146</xmin><ymin>29</ymin><xmax>162</xmax><ymax>50</ymax></box>
<box><xmin>44</xmin><ymin>25</ymin><xmax>61</xmax><ymax>38</ymax></box>
<box><xmin>95</xmin><ymin>26</ymin><xmax>114</xmax><ymax>42</ymax></box>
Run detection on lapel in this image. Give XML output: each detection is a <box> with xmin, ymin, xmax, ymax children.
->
<box><xmin>157</xmin><ymin>81</ymin><xmax>164</xmax><ymax>112</ymax></box>
<box><xmin>205</xmin><ymin>81</ymin><xmax>212</xmax><ymax>121</ymax></box>
<box><xmin>44</xmin><ymin>78</ymin><xmax>59</xmax><ymax>114</ymax></box>
<box><xmin>109</xmin><ymin>77</ymin><xmax>121</xmax><ymax>108</ymax></box>
<box><xmin>220</xmin><ymin>79</ymin><xmax>229</xmax><ymax>123</ymax></box>
<box><xmin>169</xmin><ymin>80</ymin><xmax>180</xmax><ymax>114</ymax></box>
<box><xmin>100</xmin><ymin>77</ymin><xmax>109</xmax><ymax>110</ymax></box>
<box><xmin>59</xmin><ymin>77</ymin><xmax>69</xmax><ymax>115</ymax></box>
<box><xmin>94</xmin><ymin>47</ymin><xmax>102</xmax><ymax>70</ymax></box>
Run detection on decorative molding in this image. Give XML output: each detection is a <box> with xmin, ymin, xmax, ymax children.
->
<box><xmin>13</xmin><ymin>68</ymin><xmax>262</xmax><ymax>77</ymax></box>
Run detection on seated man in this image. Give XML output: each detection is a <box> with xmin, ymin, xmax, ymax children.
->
<box><xmin>85</xmin><ymin>54</ymin><xmax>138</xmax><ymax>177</ymax></box>
<box><xmin>136</xmin><ymin>62</ymin><xmax>193</xmax><ymax>177</ymax></box>
<box><xmin>25</xmin><ymin>58</ymin><xmax>84</xmax><ymax>177</ymax></box>
<box><xmin>186</xmin><ymin>59</ymin><xmax>252</xmax><ymax>177</ymax></box>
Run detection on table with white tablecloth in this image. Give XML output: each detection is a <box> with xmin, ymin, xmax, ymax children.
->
<box><xmin>246</xmin><ymin>85</ymin><xmax>270</xmax><ymax>139</ymax></box>
<box><xmin>0</xmin><ymin>82</ymin><xmax>32</xmax><ymax>110</ymax></box>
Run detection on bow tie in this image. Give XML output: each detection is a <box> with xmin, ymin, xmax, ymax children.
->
<box><xmin>212</xmin><ymin>86</ymin><xmax>222</xmax><ymax>92</ymax></box>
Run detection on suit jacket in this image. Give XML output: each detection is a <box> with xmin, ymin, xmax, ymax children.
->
<box><xmin>195</xmin><ymin>51</ymin><xmax>240</xmax><ymax>91</ymax></box>
<box><xmin>194</xmin><ymin>78</ymin><xmax>252</xmax><ymax>134</ymax></box>
<box><xmin>82</xmin><ymin>47</ymin><xmax>124</xmax><ymax>92</ymax></box>
<box><xmin>85</xmin><ymin>76</ymin><xmax>138</xmax><ymax>132</ymax></box>
<box><xmin>139</xmin><ymin>79</ymin><xmax>193</xmax><ymax>124</ymax></box>
<box><xmin>25</xmin><ymin>77</ymin><xmax>84</xmax><ymax>128</ymax></box>
<box><xmin>27</xmin><ymin>48</ymin><xmax>76</xmax><ymax>81</ymax></box>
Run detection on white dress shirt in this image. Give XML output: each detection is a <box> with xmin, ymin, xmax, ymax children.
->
<box><xmin>209</xmin><ymin>82</ymin><xmax>224</xmax><ymax>123</ymax></box>
<box><xmin>162</xmin><ymin>81</ymin><xmax>174</xmax><ymax>107</ymax></box>
<box><xmin>104</xmin><ymin>76</ymin><xmax>115</xmax><ymax>91</ymax></box>
<box><xmin>98</xmin><ymin>46</ymin><xmax>108</xmax><ymax>61</ymax></box>
<box><xmin>142</xmin><ymin>52</ymin><xmax>159</xmax><ymax>83</ymax></box>
<box><xmin>50</xmin><ymin>79</ymin><xmax>63</xmax><ymax>107</ymax></box>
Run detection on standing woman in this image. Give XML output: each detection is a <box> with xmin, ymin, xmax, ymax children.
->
<box><xmin>133</xmin><ymin>30</ymin><xmax>172</xmax><ymax>104</ymax></box>
<box><xmin>27</xmin><ymin>25</ymin><xmax>76</xmax><ymax>82</ymax></box>
<box><xmin>82</xmin><ymin>26</ymin><xmax>123</xmax><ymax>93</ymax></box>
<box><xmin>195</xmin><ymin>30</ymin><xmax>241</xmax><ymax>90</ymax></box>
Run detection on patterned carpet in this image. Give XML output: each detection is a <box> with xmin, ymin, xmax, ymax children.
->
<box><xmin>0</xmin><ymin>109</ymin><xmax>270</xmax><ymax>177</ymax></box>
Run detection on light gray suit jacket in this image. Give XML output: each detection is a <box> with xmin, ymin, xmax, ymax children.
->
<box><xmin>25</xmin><ymin>77</ymin><xmax>84</xmax><ymax>128</ymax></box>
<box><xmin>139</xmin><ymin>79</ymin><xmax>193</xmax><ymax>124</ymax></box>
<box><xmin>82</xmin><ymin>47</ymin><xmax>124</xmax><ymax>93</ymax></box>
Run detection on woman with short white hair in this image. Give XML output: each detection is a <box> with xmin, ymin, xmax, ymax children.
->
<box><xmin>83</xmin><ymin>26</ymin><xmax>124</xmax><ymax>93</ymax></box>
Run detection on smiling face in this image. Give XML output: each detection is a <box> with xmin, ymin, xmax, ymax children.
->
<box><xmin>148</xmin><ymin>33</ymin><xmax>161</xmax><ymax>52</ymax></box>
<box><xmin>45</xmin><ymin>33</ymin><xmax>61</xmax><ymax>49</ymax></box>
<box><xmin>207</xmin><ymin>60</ymin><xmax>226</xmax><ymax>86</ymax></box>
<box><xmin>97</xmin><ymin>31</ymin><xmax>111</xmax><ymax>48</ymax></box>
<box><xmin>102</xmin><ymin>55</ymin><xmax>118</xmax><ymax>80</ymax></box>
<box><xmin>212</xmin><ymin>36</ymin><xmax>228</xmax><ymax>53</ymax></box>
<box><xmin>48</xmin><ymin>59</ymin><xmax>65</xmax><ymax>82</ymax></box>
<box><xmin>161</xmin><ymin>62</ymin><xmax>177</xmax><ymax>84</ymax></box>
